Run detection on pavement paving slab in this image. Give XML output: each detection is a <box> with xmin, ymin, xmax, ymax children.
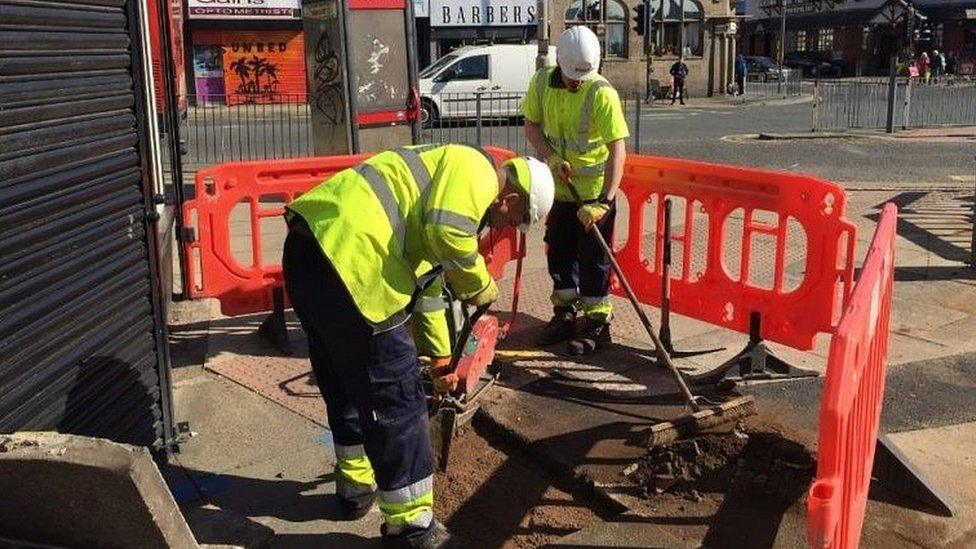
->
<box><xmin>162</xmin><ymin>370</ymin><xmax>381</xmax><ymax>547</ymax></box>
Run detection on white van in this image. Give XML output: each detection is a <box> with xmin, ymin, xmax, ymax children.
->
<box><xmin>418</xmin><ymin>44</ymin><xmax>556</xmax><ymax>126</ymax></box>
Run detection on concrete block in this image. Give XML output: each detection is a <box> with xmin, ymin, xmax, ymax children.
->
<box><xmin>0</xmin><ymin>432</ymin><xmax>197</xmax><ymax>548</ymax></box>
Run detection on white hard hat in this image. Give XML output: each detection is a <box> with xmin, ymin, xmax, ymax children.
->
<box><xmin>503</xmin><ymin>156</ymin><xmax>555</xmax><ymax>233</ymax></box>
<box><xmin>557</xmin><ymin>26</ymin><xmax>601</xmax><ymax>81</ymax></box>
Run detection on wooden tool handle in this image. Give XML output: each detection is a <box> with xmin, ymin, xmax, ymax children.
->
<box><xmin>565</xmin><ymin>181</ymin><xmax>700</xmax><ymax>410</ymax></box>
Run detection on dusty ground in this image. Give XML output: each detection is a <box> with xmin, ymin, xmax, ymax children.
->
<box><xmin>434</xmin><ymin>424</ymin><xmax>604</xmax><ymax>548</ymax></box>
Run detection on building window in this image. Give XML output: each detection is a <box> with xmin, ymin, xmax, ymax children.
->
<box><xmin>565</xmin><ymin>0</ymin><xmax>628</xmax><ymax>58</ymax></box>
<box><xmin>645</xmin><ymin>0</ymin><xmax>704</xmax><ymax>57</ymax></box>
<box><xmin>935</xmin><ymin>23</ymin><xmax>944</xmax><ymax>48</ymax></box>
<box><xmin>817</xmin><ymin>28</ymin><xmax>833</xmax><ymax>51</ymax></box>
<box><xmin>786</xmin><ymin>30</ymin><xmax>805</xmax><ymax>51</ymax></box>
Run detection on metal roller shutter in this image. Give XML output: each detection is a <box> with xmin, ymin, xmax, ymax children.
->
<box><xmin>0</xmin><ymin>0</ymin><xmax>174</xmax><ymax>449</ymax></box>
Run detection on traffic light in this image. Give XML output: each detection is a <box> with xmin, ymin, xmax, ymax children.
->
<box><xmin>919</xmin><ymin>24</ymin><xmax>933</xmax><ymax>42</ymax></box>
<box><xmin>633</xmin><ymin>3</ymin><xmax>645</xmax><ymax>36</ymax></box>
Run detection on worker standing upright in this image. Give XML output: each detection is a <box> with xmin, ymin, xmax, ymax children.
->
<box><xmin>283</xmin><ymin>144</ymin><xmax>554</xmax><ymax>549</ymax></box>
<box><xmin>523</xmin><ymin>26</ymin><xmax>630</xmax><ymax>356</ymax></box>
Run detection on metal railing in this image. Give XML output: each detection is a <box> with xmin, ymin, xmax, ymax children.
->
<box><xmin>418</xmin><ymin>92</ymin><xmax>531</xmax><ymax>155</ymax></box>
<box><xmin>814</xmin><ymin>79</ymin><xmax>976</xmax><ymax>131</ymax></box>
<box><xmin>736</xmin><ymin>70</ymin><xmax>811</xmax><ymax>101</ymax></box>
<box><xmin>184</xmin><ymin>93</ymin><xmax>313</xmax><ymax>167</ymax></box>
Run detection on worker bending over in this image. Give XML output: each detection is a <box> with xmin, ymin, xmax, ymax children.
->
<box><xmin>524</xmin><ymin>26</ymin><xmax>630</xmax><ymax>355</ymax></box>
<box><xmin>283</xmin><ymin>144</ymin><xmax>554</xmax><ymax>549</ymax></box>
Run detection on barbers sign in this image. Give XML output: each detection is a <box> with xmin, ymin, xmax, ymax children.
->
<box><xmin>430</xmin><ymin>0</ymin><xmax>538</xmax><ymax>27</ymax></box>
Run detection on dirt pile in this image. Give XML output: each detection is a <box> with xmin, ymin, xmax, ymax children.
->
<box><xmin>627</xmin><ymin>427</ymin><xmax>816</xmax><ymax>505</ymax></box>
<box><xmin>434</xmin><ymin>425</ymin><xmax>602</xmax><ymax>548</ymax></box>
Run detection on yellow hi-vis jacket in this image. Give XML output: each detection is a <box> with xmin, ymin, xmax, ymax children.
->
<box><xmin>522</xmin><ymin>67</ymin><xmax>630</xmax><ymax>202</ymax></box>
<box><xmin>286</xmin><ymin>144</ymin><xmax>498</xmax><ymax>357</ymax></box>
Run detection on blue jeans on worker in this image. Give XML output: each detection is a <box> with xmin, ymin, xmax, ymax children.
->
<box><xmin>282</xmin><ymin>220</ymin><xmax>435</xmax><ymax>534</ymax></box>
<box><xmin>544</xmin><ymin>199</ymin><xmax>616</xmax><ymax>321</ymax></box>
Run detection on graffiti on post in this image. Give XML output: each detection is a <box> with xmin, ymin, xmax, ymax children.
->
<box><xmin>312</xmin><ymin>29</ymin><xmax>344</xmax><ymax>124</ymax></box>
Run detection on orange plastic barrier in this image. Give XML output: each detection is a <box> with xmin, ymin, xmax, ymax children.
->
<box><xmin>807</xmin><ymin>203</ymin><xmax>898</xmax><ymax>549</ymax></box>
<box><xmin>614</xmin><ymin>155</ymin><xmax>857</xmax><ymax>350</ymax></box>
<box><xmin>182</xmin><ymin>146</ymin><xmax>519</xmax><ymax>317</ymax></box>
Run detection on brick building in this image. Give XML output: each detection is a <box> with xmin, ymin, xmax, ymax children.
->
<box><xmin>739</xmin><ymin>0</ymin><xmax>976</xmax><ymax>77</ymax></box>
<box><xmin>551</xmin><ymin>0</ymin><xmax>740</xmax><ymax>96</ymax></box>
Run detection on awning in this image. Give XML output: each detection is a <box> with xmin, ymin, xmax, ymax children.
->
<box><xmin>741</xmin><ymin>8</ymin><xmax>879</xmax><ymax>34</ymax></box>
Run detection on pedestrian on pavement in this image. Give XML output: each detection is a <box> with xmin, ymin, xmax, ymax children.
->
<box><xmin>283</xmin><ymin>144</ymin><xmax>555</xmax><ymax>549</ymax></box>
<box><xmin>670</xmin><ymin>57</ymin><xmax>689</xmax><ymax>105</ymax></box>
<box><xmin>523</xmin><ymin>25</ymin><xmax>630</xmax><ymax>356</ymax></box>
<box><xmin>918</xmin><ymin>51</ymin><xmax>931</xmax><ymax>85</ymax></box>
<box><xmin>644</xmin><ymin>50</ymin><xmax>656</xmax><ymax>104</ymax></box>
<box><xmin>932</xmin><ymin>50</ymin><xmax>945</xmax><ymax>83</ymax></box>
<box><xmin>947</xmin><ymin>52</ymin><xmax>958</xmax><ymax>76</ymax></box>
<box><xmin>735</xmin><ymin>53</ymin><xmax>748</xmax><ymax>96</ymax></box>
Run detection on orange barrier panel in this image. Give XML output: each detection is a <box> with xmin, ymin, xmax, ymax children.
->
<box><xmin>807</xmin><ymin>203</ymin><xmax>897</xmax><ymax>549</ymax></box>
<box><xmin>182</xmin><ymin>147</ymin><xmax>519</xmax><ymax>317</ymax></box>
<box><xmin>614</xmin><ymin>155</ymin><xmax>857</xmax><ymax>350</ymax></box>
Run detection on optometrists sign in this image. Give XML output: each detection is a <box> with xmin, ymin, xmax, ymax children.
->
<box><xmin>187</xmin><ymin>0</ymin><xmax>301</xmax><ymax>19</ymax></box>
<box><xmin>430</xmin><ymin>0</ymin><xmax>538</xmax><ymax>27</ymax></box>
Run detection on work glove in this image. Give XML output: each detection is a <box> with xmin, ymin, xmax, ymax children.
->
<box><xmin>464</xmin><ymin>279</ymin><xmax>498</xmax><ymax>308</ymax></box>
<box><xmin>546</xmin><ymin>154</ymin><xmax>572</xmax><ymax>183</ymax></box>
<box><xmin>577</xmin><ymin>202</ymin><xmax>610</xmax><ymax>230</ymax></box>
<box><xmin>430</xmin><ymin>356</ymin><xmax>458</xmax><ymax>397</ymax></box>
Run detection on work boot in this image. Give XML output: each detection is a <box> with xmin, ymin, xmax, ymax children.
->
<box><xmin>382</xmin><ymin>520</ymin><xmax>458</xmax><ymax>549</ymax></box>
<box><xmin>537</xmin><ymin>306</ymin><xmax>577</xmax><ymax>346</ymax></box>
<box><xmin>567</xmin><ymin>317</ymin><xmax>611</xmax><ymax>356</ymax></box>
<box><xmin>338</xmin><ymin>490</ymin><xmax>375</xmax><ymax>520</ymax></box>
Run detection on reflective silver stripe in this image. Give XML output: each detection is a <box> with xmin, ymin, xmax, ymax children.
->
<box><xmin>373</xmin><ymin>310</ymin><xmax>410</xmax><ymax>334</ymax></box>
<box><xmin>336</xmin><ymin>478</ymin><xmax>377</xmax><ymax>498</ymax></box>
<box><xmin>574</xmin><ymin>162</ymin><xmax>606</xmax><ymax>178</ymax></box>
<box><xmin>334</xmin><ymin>443</ymin><xmax>366</xmax><ymax>460</ymax></box>
<box><xmin>577</xmin><ymin>80</ymin><xmax>611</xmax><ymax>151</ymax></box>
<box><xmin>382</xmin><ymin>509</ymin><xmax>434</xmax><ymax>535</ymax></box>
<box><xmin>414</xmin><ymin>295</ymin><xmax>447</xmax><ymax>312</ymax></box>
<box><xmin>395</xmin><ymin>147</ymin><xmax>432</xmax><ymax>197</ymax></box>
<box><xmin>441</xmin><ymin>251</ymin><xmax>480</xmax><ymax>271</ymax></box>
<box><xmin>356</xmin><ymin>163</ymin><xmax>405</xmax><ymax>249</ymax></box>
<box><xmin>427</xmin><ymin>209</ymin><xmax>478</xmax><ymax>235</ymax></box>
<box><xmin>380</xmin><ymin>475</ymin><xmax>433</xmax><ymax>504</ymax></box>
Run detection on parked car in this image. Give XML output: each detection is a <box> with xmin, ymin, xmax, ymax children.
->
<box><xmin>784</xmin><ymin>51</ymin><xmax>843</xmax><ymax>78</ymax></box>
<box><xmin>743</xmin><ymin>56</ymin><xmax>791</xmax><ymax>82</ymax></box>
<box><xmin>419</xmin><ymin>44</ymin><xmax>556</xmax><ymax>127</ymax></box>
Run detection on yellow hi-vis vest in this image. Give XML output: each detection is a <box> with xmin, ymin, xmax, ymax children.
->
<box><xmin>286</xmin><ymin>144</ymin><xmax>497</xmax><ymax>357</ymax></box>
<box><xmin>523</xmin><ymin>67</ymin><xmax>629</xmax><ymax>202</ymax></box>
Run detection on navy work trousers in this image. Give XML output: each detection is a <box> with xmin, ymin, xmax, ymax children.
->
<box><xmin>544</xmin><ymin>200</ymin><xmax>616</xmax><ymax>317</ymax></box>
<box><xmin>282</xmin><ymin>221</ymin><xmax>434</xmax><ymax>496</ymax></box>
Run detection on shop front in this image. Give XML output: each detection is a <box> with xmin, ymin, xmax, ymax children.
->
<box><xmin>186</xmin><ymin>0</ymin><xmax>308</xmax><ymax>104</ymax></box>
<box><xmin>423</xmin><ymin>0</ymin><xmax>540</xmax><ymax>67</ymax></box>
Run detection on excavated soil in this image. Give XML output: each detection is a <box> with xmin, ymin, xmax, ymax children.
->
<box><xmin>621</xmin><ymin>421</ymin><xmax>817</xmax><ymax>547</ymax></box>
<box><xmin>434</xmin><ymin>424</ymin><xmax>603</xmax><ymax>548</ymax></box>
<box><xmin>627</xmin><ymin>426</ymin><xmax>816</xmax><ymax>505</ymax></box>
